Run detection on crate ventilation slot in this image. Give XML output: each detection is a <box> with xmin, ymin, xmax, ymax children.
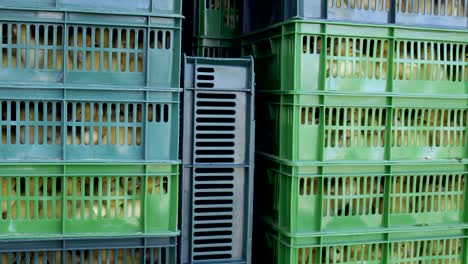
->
<box><xmin>192</xmin><ymin>167</ymin><xmax>235</xmax><ymax>261</ymax></box>
<box><xmin>194</xmin><ymin>93</ymin><xmax>237</xmax><ymax>163</ymax></box>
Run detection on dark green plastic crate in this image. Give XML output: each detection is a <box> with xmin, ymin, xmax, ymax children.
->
<box><xmin>262</xmin><ymin>222</ymin><xmax>468</xmax><ymax>264</ymax></box>
<box><xmin>193</xmin><ymin>38</ymin><xmax>241</xmax><ymax>58</ymax></box>
<box><xmin>243</xmin><ymin>0</ymin><xmax>467</xmax><ymax>32</ymax></box>
<box><xmin>0</xmin><ymin>236</ymin><xmax>176</xmax><ymax>263</ymax></box>
<box><xmin>0</xmin><ymin>10</ymin><xmax>181</xmax><ymax>88</ymax></box>
<box><xmin>242</xmin><ymin>20</ymin><xmax>468</xmax><ymax>95</ymax></box>
<box><xmin>195</xmin><ymin>0</ymin><xmax>242</xmax><ymax>39</ymax></box>
<box><xmin>256</xmin><ymin>155</ymin><xmax>467</xmax><ymax>236</ymax></box>
<box><xmin>257</xmin><ymin>93</ymin><xmax>467</xmax><ymax>162</ymax></box>
<box><xmin>0</xmin><ymin>163</ymin><xmax>178</xmax><ymax>238</ymax></box>
<box><xmin>0</xmin><ymin>88</ymin><xmax>179</xmax><ymax>162</ymax></box>
<box><xmin>0</xmin><ymin>0</ymin><xmax>181</xmax><ymax>16</ymax></box>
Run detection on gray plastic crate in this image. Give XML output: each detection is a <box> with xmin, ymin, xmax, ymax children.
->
<box><xmin>181</xmin><ymin>56</ymin><xmax>255</xmax><ymax>264</ymax></box>
<box><xmin>0</xmin><ymin>236</ymin><xmax>177</xmax><ymax>263</ymax></box>
<box><xmin>0</xmin><ymin>88</ymin><xmax>180</xmax><ymax>162</ymax></box>
<box><xmin>243</xmin><ymin>0</ymin><xmax>467</xmax><ymax>32</ymax></box>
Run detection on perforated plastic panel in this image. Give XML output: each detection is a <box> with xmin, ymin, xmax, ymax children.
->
<box><xmin>181</xmin><ymin>56</ymin><xmax>254</xmax><ymax>264</ymax></box>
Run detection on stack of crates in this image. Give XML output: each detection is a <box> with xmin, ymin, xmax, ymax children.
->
<box><xmin>242</xmin><ymin>0</ymin><xmax>468</xmax><ymax>263</ymax></box>
<box><xmin>181</xmin><ymin>56</ymin><xmax>255</xmax><ymax>263</ymax></box>
<box><xmin>184</xmin><ymin>0</ymin><xmax>243</xmax><ymax>57</ymax></box>
<box><xmin>0</xmin><ymin>0</ymin><xmax>181</xmax><ymax>262</ymax></box>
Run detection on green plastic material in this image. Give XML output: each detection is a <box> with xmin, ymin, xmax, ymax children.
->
<box><xmin>196</xmin><ymin>0</ymin><xmax>241</xmax><ymax>39</ymax></box>
<box><xmin>262</xmin><ymin>221</ymin><xmax>468</xmax><ymax>264</ymax></box>
<box><xmin>256</xmin><ymin>155</ymin><xmax>467</xmax><ymax>236</ymax></box>
<box><xmin>194</xmin><ymin>38</ymin><xmax>241</xmax><ymax>58</ymax></box>
<box><xmin>0</xmin><ymin>0</ymin><xmax>181</xmax><ymax>16</ymax></box>
<box><xmin>257</xmin><ymin>93</ymin><xmax>467</xmax><ymax>162</ymax></box>
<box><xmin>0</xmin><ymin>164</ymin><xmax>178</xmax><ymax>238</ymax></box>
<box><xmin>0</xmin><ymin>10</ymin><xmax>181</xmax><ymax>89</ymax></box>
<box><xmin>0</xmin><ymin>89</ymin><xmax>180</xmax><ymax>162</ymax></box>
<box><xmin>242</xmin><ymin>20</ymin><xmax>468</xmax><ymax>95</ymax></box>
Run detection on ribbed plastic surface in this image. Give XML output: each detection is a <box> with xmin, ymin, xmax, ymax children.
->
<box><xmin>181</xmin><ymin>56</ymin><xmax>255</xmax><ymax>264</ymax></box>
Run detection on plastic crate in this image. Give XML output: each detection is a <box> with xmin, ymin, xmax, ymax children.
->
<box><xmin>262</xmin><ymin>222</ymin><xmax>467</xmax><ymax>264</ymax></box>
<box><xmin>0</xmin><ymin>89</ymin><xmax>180</xmax><ymax>162</ymax></box>
<box><xmin>0</xmin><ymin>236</ymin><xmax>177</xmax><ymax>263</ymax></box>
<box><xmin>256</xmin><ymin>155</ymin><xmax>467</xmax><ymax>236</ymax></box>
<box><xmin>195</xmin><ymin>0</ymin><xmax>242</xmax><ymax>39</ymax></box>
<box><xmin>194</xmin><ymin>38</ymin><xmax>241</xmax><ymax>58</ymax></box>
<box><xmin>257</xmin><ymin>93</ymin><xmax>467</xmax><ymax>162</ymax></box>
<box><xmin>180</xmin><ymin>56</ymin><xmax>255</xmax><ymax>263</ymax></box>
<box><xmin>243</xmin><ymin>0</ymin><xmax>467</xmax><ymax>32</ymax></box>
<box><xmin>0</xmin><ymin>10</ymin><xmax>181</xmax><ymax>88</ymax></box>
<box><xmin>242</xmin><ymin>20</ymin><xmax>468</xmax><ymax>95</ymax></box>
<box><xmin>0</xmin><ymin>0</ymin><xmax>181</xmax><ymax>17</ymax></box>
<box><xmin>0</xmin><ymin>163</ymin><xmax>178</xmax><ymax>238</ymax></box>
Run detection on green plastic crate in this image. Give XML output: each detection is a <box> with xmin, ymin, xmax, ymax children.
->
<box><xmin>257</xmin><ymin>93</ymin><xmax>467</xmax><ymax>162</ymax></box>
<box><xmin>195</xmin><ymin>0</ymin><xmax>242</xmax><ymax>39</ymax></box>
<box><xmin>0</xmin><ymin>0</ymin><xmax>181</xmax><ymax>17</ymax></box>
<box><xmin>242</xmin><ymin>20</ymin><xmax>468</xmax><ymax>95</ymax></box>
<box><xmin>0</xmin><ymin>163</ymin><xmax>178</xmax><ymax>238</ymax></box>
<box><xmin>262</xmin><ymin>222</ymin><xmax>468</xmax><ymax>264</ymax></box>
<box><xmin>193</xmin><ymin>38</ymin><xmax>241</xmax><ymax>58</ymax></box>
<box><xmin>0</xmin><ymin>236</ymin><xmax>177</xmax><ymax>263</ymax></box>
<box><xmin>0</xmin><ymin>10</ymin><xmax>181</xmax><ymax>88</ymax></box>
<box><xmin>0</xmin><ymin>89</ymin><xmax>180</xmax><ymax>162</ymax></box>
<box><xmin>256</xmin><ymin>155</ymin><xmax>467</xmax><ymax>236</ymax></box>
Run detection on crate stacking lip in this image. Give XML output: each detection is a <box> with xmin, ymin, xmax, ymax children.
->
<box><xmin>257</xmin><ymin>93</ymin><xmax>467</xmax><ymax>162</ymax></box>
<box><xmin>0</xmin><ymin>163</ymin><xmax>178</xmax><ymax>238</ymax></box>
<box><xmin>181</xmin><ymin>56</ymin><xmax>255</xmax><ymax>264</ymax></box>
<box><xmin>242</xmin><ymin>20</ymin><xmax>468</xmax><ymax>95</ymax></box>
<box><xmin>243</xmin><ymin>0</ymin><xmax>468</xmax><ymax>32</ymax></box>
<box><xmin>0</xmin><ymin>236</ymin><xmax>177</xmax><ymax>264</ymax></box>
<box><xmin>256</xmin><ymin>154</ymin><xmax>467</xmax><ymax>236</ymax></box>
<box><xmin>0</xmin><ymin>88</ymin><xmax>179</xmax><ymax>162</ymax></box>
<box><xmin>194</xmin><ymin>38</ymin><xmax>241</xmax><ymax>58</ymax></box>
<box><xmin>262</xmin><ymin>220</ymin><xmax>468</xmax><ymax>264</ymax></box>
<box><xmin>0</xmin><ymin>0</ymin><xmax>182</xmax><ymax>16</ymax></box>
<box><xmin>0</xmin><ymin>10</ymin><xmax>181</xmax><ymax>88</ymax></box>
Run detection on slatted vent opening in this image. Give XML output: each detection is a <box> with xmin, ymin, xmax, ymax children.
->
<box><xmin>192</xmin><ymin>167</ymin><xmax>234</xmax><ymax>261</ymax></box>
<box><xmin>194</xmin><ymin>92</ymin><xmax>237</xmax><ymax>163</ymax></box>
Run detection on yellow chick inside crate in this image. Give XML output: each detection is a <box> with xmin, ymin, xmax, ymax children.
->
<box><xmin>1</xmin><ymin>24</ymin><xmax>158</xmax><ymax>73</ymax></box>
<box><xmin>332</xmin><ymin>0</ymin><xmax>390</xmax><ymax>10</ymax></box>
<box><xmin>399</xmin><ymin>0</ymin><xmax>465</xmax><ymax>15</ymax></box>
<box><xmin>1</xmin><ymin>100</ymin><xmax>154</xmax><ymax>147</ymax></box>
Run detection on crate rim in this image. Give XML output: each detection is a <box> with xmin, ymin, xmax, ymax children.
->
<box><xmin>0</xmin><ymin>6</ymin><xmax>184</xmax><ymax>19</ymax></box>
<box><xmin>257</xmin><ymin>90</ymin><xmax>468</xmax><ymax>100</ymax></box>
<box><xmin>241</xmin><ymin>18</ymin><xmax>468</xmax><ymax>39</ymax></box>
<box><xmin>257</xmin><ymin>152</ymin><xmax>468</xmax><ymax>166</ymax></box>
<box><xmin>264</xmin><ymin>216</ymin><xmax>468</xmax><ymax>246</ymax></box>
